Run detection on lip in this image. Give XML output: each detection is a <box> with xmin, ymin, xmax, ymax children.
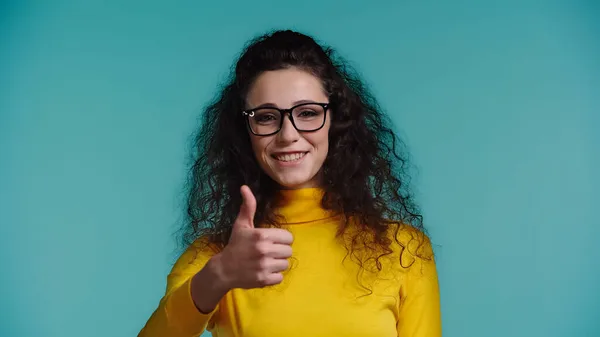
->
<box><xmin>271</xmin><ymin>151</ymin><xmax>307</xmax><ymax>155</ymax></box>
<box><xmin>271</xmin><ymin>151</ymin><xmax>308</xmax><ymax>167</ymax></box>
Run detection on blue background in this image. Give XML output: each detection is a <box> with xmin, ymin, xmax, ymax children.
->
<box><xmin>1</xmin><ymin>1</ymin><xmax>598</xmax><ymax>336</ymax></box>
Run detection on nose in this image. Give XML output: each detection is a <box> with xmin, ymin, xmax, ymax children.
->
<box><xmin>276</xmin><ymin>113</ymin><xmax>300</xmax><ymax>144</ymax></box>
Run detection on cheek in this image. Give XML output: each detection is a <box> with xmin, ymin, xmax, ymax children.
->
<box><xmin>321</xmin><ymin>136</ymin><xmax>330</xmax><ymax>155</ymax></box>
<box><xmin>309</xmin><ymin>131</ymin><xmax>330</xmax><ymax>155</ymax></box>
<box><xmin>319</xmin><ymin>117</ymin><xmax>331</xmax><ymax>152</ymax></box>
<box><xmin>249</xmin><ymin>136</ymin><xmax>270</xmax><ymax>160</ymax></box>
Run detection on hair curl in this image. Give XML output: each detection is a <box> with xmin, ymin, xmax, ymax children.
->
<box><xmin>182</xmin><ymin>30</ymin><xmax>429</xmax><ymax>276</ymax></box>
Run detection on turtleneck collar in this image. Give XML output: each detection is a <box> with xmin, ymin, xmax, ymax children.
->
<box><xmin>274</xmin><ymin>188</ymin><xmax>338</xmax><ymax>224</ymax></box>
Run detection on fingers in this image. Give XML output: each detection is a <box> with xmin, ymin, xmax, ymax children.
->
<box><xmin>254</xmin><ymin>228</ymin><xmax>294</xmax><ymax>245</ymax></box>
<box><xmin>234</xmin><ymin>185</ymin><xmax>256</xmax><ymax>230</ymax></box>
<box><xmin>256</xmin><ymin>258</ymin><xmax>288</xmax><ymax>287</ymax></box>
<box><xmin>256</xmin><ymin>242</ymin><xmax>293</xmax><ymax>259</ymax></box>
<box><xmin>263</xmin><ymin>258</ymin><xmax>289</xmax><ymax>273</ymax></box>
<box><xmin>267</xmin><ymin>244</ymin><xmax>293</xmax><ymax>259</ymax></box>
<box><xmin>261</xmin><ymin>273</ymin><xmax>284</xmax><ymax>287</ymax></box>
<box><xmin>225</xmin><ymin>185</ymin><xmax>295</xmax><ymax>289</ymax></box>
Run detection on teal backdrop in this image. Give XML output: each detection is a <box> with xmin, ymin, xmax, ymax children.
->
<box><xmin>1</xmin><ymin>1</ymin><xmax>598</xmax><ymax>336</ymax></box>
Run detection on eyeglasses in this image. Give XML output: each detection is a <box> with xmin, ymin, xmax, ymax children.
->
<box><xmin>242</xmin><ymin>102</ymin><xmax>329</xmax><ymax>136</ymax></box>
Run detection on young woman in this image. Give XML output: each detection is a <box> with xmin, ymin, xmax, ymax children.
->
<box><xmin>139</xmin><ymin>30</ymin><xmax>441</xmax><ymax>337</ymax></box>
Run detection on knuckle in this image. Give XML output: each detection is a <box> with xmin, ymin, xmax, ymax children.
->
<box><xmin>255</xmin><ymin>243</ymin><xmax>269</xmax><ymax>256</ymax></box>
<box><xmin>255</xmin><ymin>272</ymin><xmax>267</xmax><ymax>284</ymax></box>
<box><xmin>258</xmin><ymin>257</ymin><xmax>270</xmax><ymax>270</ymax></box>
<box><xmin>254</xmin><ymin>230</ymin><xmax>267</xmax><ymax>241</ymax></box>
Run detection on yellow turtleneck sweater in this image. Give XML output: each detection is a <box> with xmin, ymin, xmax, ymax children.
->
<box><xmin>139</xmin><ymin>188</ymin><xmax>441</xmax><ymax>337</ymax></box>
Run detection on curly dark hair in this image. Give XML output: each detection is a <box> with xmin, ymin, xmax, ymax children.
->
<box><xmin>182</xmin><ymin>29</ymin><xmax>429</xmax><ymax>273</ymax></box>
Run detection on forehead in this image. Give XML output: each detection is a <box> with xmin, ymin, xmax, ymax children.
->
<box><xmin>246</xmin><ymin>68</ymin><xmax>328</xmax><ymax>108</ymax></box>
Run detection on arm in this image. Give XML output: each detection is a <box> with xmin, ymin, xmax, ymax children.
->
<box><xmin>138</xmin><ymin>186</ymin><xmax>292</xmax><ymax>336</ymax></box>
<box><xmin>138</xmin><ymin>241</ymin><xmax>224</xmax><ymax>337</ymax></box>
<box><xmin>396</xmin><ymin>238</ymin><xmax>442</xmax><ymax>337</ymax></box>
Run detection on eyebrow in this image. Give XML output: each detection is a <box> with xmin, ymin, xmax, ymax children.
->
<box><xmin>251</xmin><ymin>99</ymin><xmax>320</xmax><ymax>109</ymax></box>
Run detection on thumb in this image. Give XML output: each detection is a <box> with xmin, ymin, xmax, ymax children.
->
<box><xmin>234</xmin><ymin>185</ymin><xmax>256</xmax><ymax>229</ymax></box>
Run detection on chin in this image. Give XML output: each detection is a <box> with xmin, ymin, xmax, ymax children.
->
<box><xmin>273</xmin><ymin>174</ymin><xmax>316</xmax><ymax>189</ymax></box>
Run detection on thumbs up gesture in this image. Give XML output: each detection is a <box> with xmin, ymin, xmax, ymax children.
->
<box><xmin>217</xmin><ymin>185</ymin><xmax>294</xmax><ymax>289</ymax></box>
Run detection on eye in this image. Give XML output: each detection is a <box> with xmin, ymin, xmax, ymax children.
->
<box><xmin>255</xmin><ymin>114</ymin><xmax>277</xmax><ymax>122</ymax></box>
<box><xmin>297</xmin><ymin>109</ymin><xmax>319</xmax><ymax>117</ymax></box>
<box><xmin>252</xmin><ymin>110</ymin><xmax>280</xmax><ymax>125</ymax></box>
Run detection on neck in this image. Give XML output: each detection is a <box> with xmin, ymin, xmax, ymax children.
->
<box><xmin>274</xmin><ymin>187</ymin><xmax>337</xmax><ymax>224</ymax></box>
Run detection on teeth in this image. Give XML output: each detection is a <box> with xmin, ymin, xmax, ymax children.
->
<box><xmin>275</xmin><ymin>152</ymin><xmax>305</xmax><ymax>162</ymax></box>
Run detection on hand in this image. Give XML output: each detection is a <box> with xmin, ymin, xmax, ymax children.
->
<box><xmin>215</xmin><ymin>185</ymin><xmax>294</xmax><ymax>290</ymax></box>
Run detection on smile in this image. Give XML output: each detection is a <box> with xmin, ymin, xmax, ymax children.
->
<box><xmin>272</xmin><ymin>152</ymin><xmax>307</xmax><ymax>162</ymax></box>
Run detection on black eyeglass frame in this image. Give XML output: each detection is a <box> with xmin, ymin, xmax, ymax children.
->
<box><xmin>241</xmin><ymin>102</ymin><xmax>329</xmax><ymax>136</ymax></box>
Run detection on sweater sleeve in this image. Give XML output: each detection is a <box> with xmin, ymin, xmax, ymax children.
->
<box><xmin>138</xmin><ymin>240</ymin><xmax>220</xmax><ymax>337</ymax></box>
<box><xmin>396</xmin><ymin>235</ymin><xmax>442</xmax><ymax>337</ymax></box>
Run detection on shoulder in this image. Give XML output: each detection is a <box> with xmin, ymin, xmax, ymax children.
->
<box><xmin>170</xmin><ymin>236</ymin><xmax>222</xmax><ymax>275</ymax></box>
<box><xmin>163</xmin><ymin>236</ymin><xmax>222</xmax><ymax>294</ymax></box>
<box><xmin>387</xmin><ymin>223</ymin><xmax>434</xmax><ymax>267</ymax></box>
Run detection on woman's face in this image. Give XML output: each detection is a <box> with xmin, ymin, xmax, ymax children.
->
<box><xmin>245</xmin><ymin>68</ymin><xmax>331</xmax><ymax>189</ymax></box>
